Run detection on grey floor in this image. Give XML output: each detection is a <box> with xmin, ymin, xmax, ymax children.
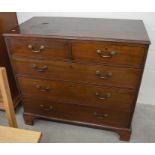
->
<box><xmin>0</xmin><ymin>104</ymin><xmax>155</xmax><ymax>143</ymax></box>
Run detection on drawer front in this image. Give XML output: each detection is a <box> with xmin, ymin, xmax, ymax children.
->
<box><xmin>72</xmin><ymin>42</ymin><xmax>145</xmax><ymax>67</ymax></box>
<box><xmin>8</xmin><ymin>37</ymin><xmax>70</xmax><ymax>60</ymax></box>
<box><xmin>23</xmin><ymin>97</ymin><xmax>131</xmax><ymax>128</ymax></box>
<box><xmin>18</xmin><ymin>77</ymin><xmax>136</xmax><ymax>111</ymax></box>
<box><xmin>13</xmin><ymin>58</ymin><xmax>141</xmax><ymax>89</ymax></box>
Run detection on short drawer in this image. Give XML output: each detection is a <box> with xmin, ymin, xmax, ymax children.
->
<box><xmin>7</xmin><ymin>37</ymin><xmax>70</xmax><ymax>60</ymax></box>
<box><xmin>23</xmin><ymin>96</ymin><xmax>131</xmax><ymax>128</ymax></box>
<box><xmin>13</xmin><ymin>58</ymin><xmax>141</xmax><ymax>89</ymax></box>
<box><xmin>72</xmin><ymin>42</ymin><xmax>146</xmax><ymax>67</ymax></box>
<box><xmin>18</xmin><ymin>77</ymin><xmax>136</xmax><ymax>111</ymax></box>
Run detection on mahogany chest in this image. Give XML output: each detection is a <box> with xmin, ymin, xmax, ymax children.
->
<box><xmin>4</xmin><ymin>17</ymin><xmax>150</xmax><ymax>141</ymax></box>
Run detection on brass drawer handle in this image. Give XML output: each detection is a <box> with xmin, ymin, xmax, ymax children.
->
<box><xmin>93</xmin><ymin>112</ymin><xmax>108</xmax><ymax>119</ymax></box>
<box><xmin>35</xmin><ymin>84</ymin><xmax>51</xmax><ymax>92</ymax></box>
<box><xmin>28</xmin><ymin>44</ymin><xmax>45</xmax><ymax>53</ymax></box>
<box><xmin>96</xmin><ymin>49</ymin><xmax>117</xmax><ymax>58</ymax></box>
<box><xmin>40</xmin><ymin>104</ymin><xmax>53</xmax><ymax>111</ymax></box>
<box><xmin>96</xmin><ymin>92</ymin><xmax>112</xmax><ymax>100</ymax></box>
<box><xmin>32</xmin><ymin>64</ymin><xmax>48</xmax><ymax>72</ymax></box>
<box><xmin>96</xmin><ymin>70</ymin><xmax>112</xmax><ymax>79</ymax></box>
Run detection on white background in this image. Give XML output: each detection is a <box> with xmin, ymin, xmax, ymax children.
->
<box><xmin>17</xmin><ymin>12</ymin><xmax>155</xmax><ymax>105</ymax></box>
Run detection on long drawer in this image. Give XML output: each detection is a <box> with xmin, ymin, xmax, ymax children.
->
<box><xmin>7</xmin><ymin>37</ymin><xmax>70</xmax><ymax>60</ymax></box>
<box><xmin>18</xmin><ymin>77</ymin><xmax>136</xmax><ymax>111</ymax></box>
<box><xmin>13</xmin><ymin>58</ymin><xmax>141</xmax><ymax>89</ymax></box>
<box><xmin>23</xmin><ymin>96</ymin><xmax>131</xmax><ymax>128</ymax></box>
<box><xmin>72</xmin><ymin>42</ymin><xmax>145</xmax><ymax>67</ymax></box>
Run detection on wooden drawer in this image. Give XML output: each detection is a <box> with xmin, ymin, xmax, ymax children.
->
<box><xmin>18</xmin><ymin>77</ymin><xmax>136</xmax><ymax>111</ymax></box>
<box><xmin>13</xmin><ymin>58</ymin><xmax>141</xmax><ymax>89</ymax></box>
<box><xmin>7</xmin><ymin>37</ymin><xmax>70</xmax><ymax>60</ymax></box>
<box><xmin>72</xmin><ymin>42</ymin><xmax>146</xmax><ymax>67</ymax></box>
<box><xmin>23</xmin><ymin>96</ymin><xmax>131</xmax><ymax>128</ymax></box>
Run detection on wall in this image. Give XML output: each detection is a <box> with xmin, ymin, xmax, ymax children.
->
<box><xmin>17</xmin><ymin>12</ymin><xmax>155</xmax><ymax>105</ymax></box>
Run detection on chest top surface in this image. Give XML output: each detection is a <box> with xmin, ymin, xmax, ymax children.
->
<box><xmin>4</xmin><ymin>17</ymin><xmax>150</xmax><ymax>44</ymax></box>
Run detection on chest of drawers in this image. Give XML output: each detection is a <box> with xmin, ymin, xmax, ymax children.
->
<box><xmin>4</xmin><ymin>17</ymin><xmax>150</xmax><ymax>141</ymax></box>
